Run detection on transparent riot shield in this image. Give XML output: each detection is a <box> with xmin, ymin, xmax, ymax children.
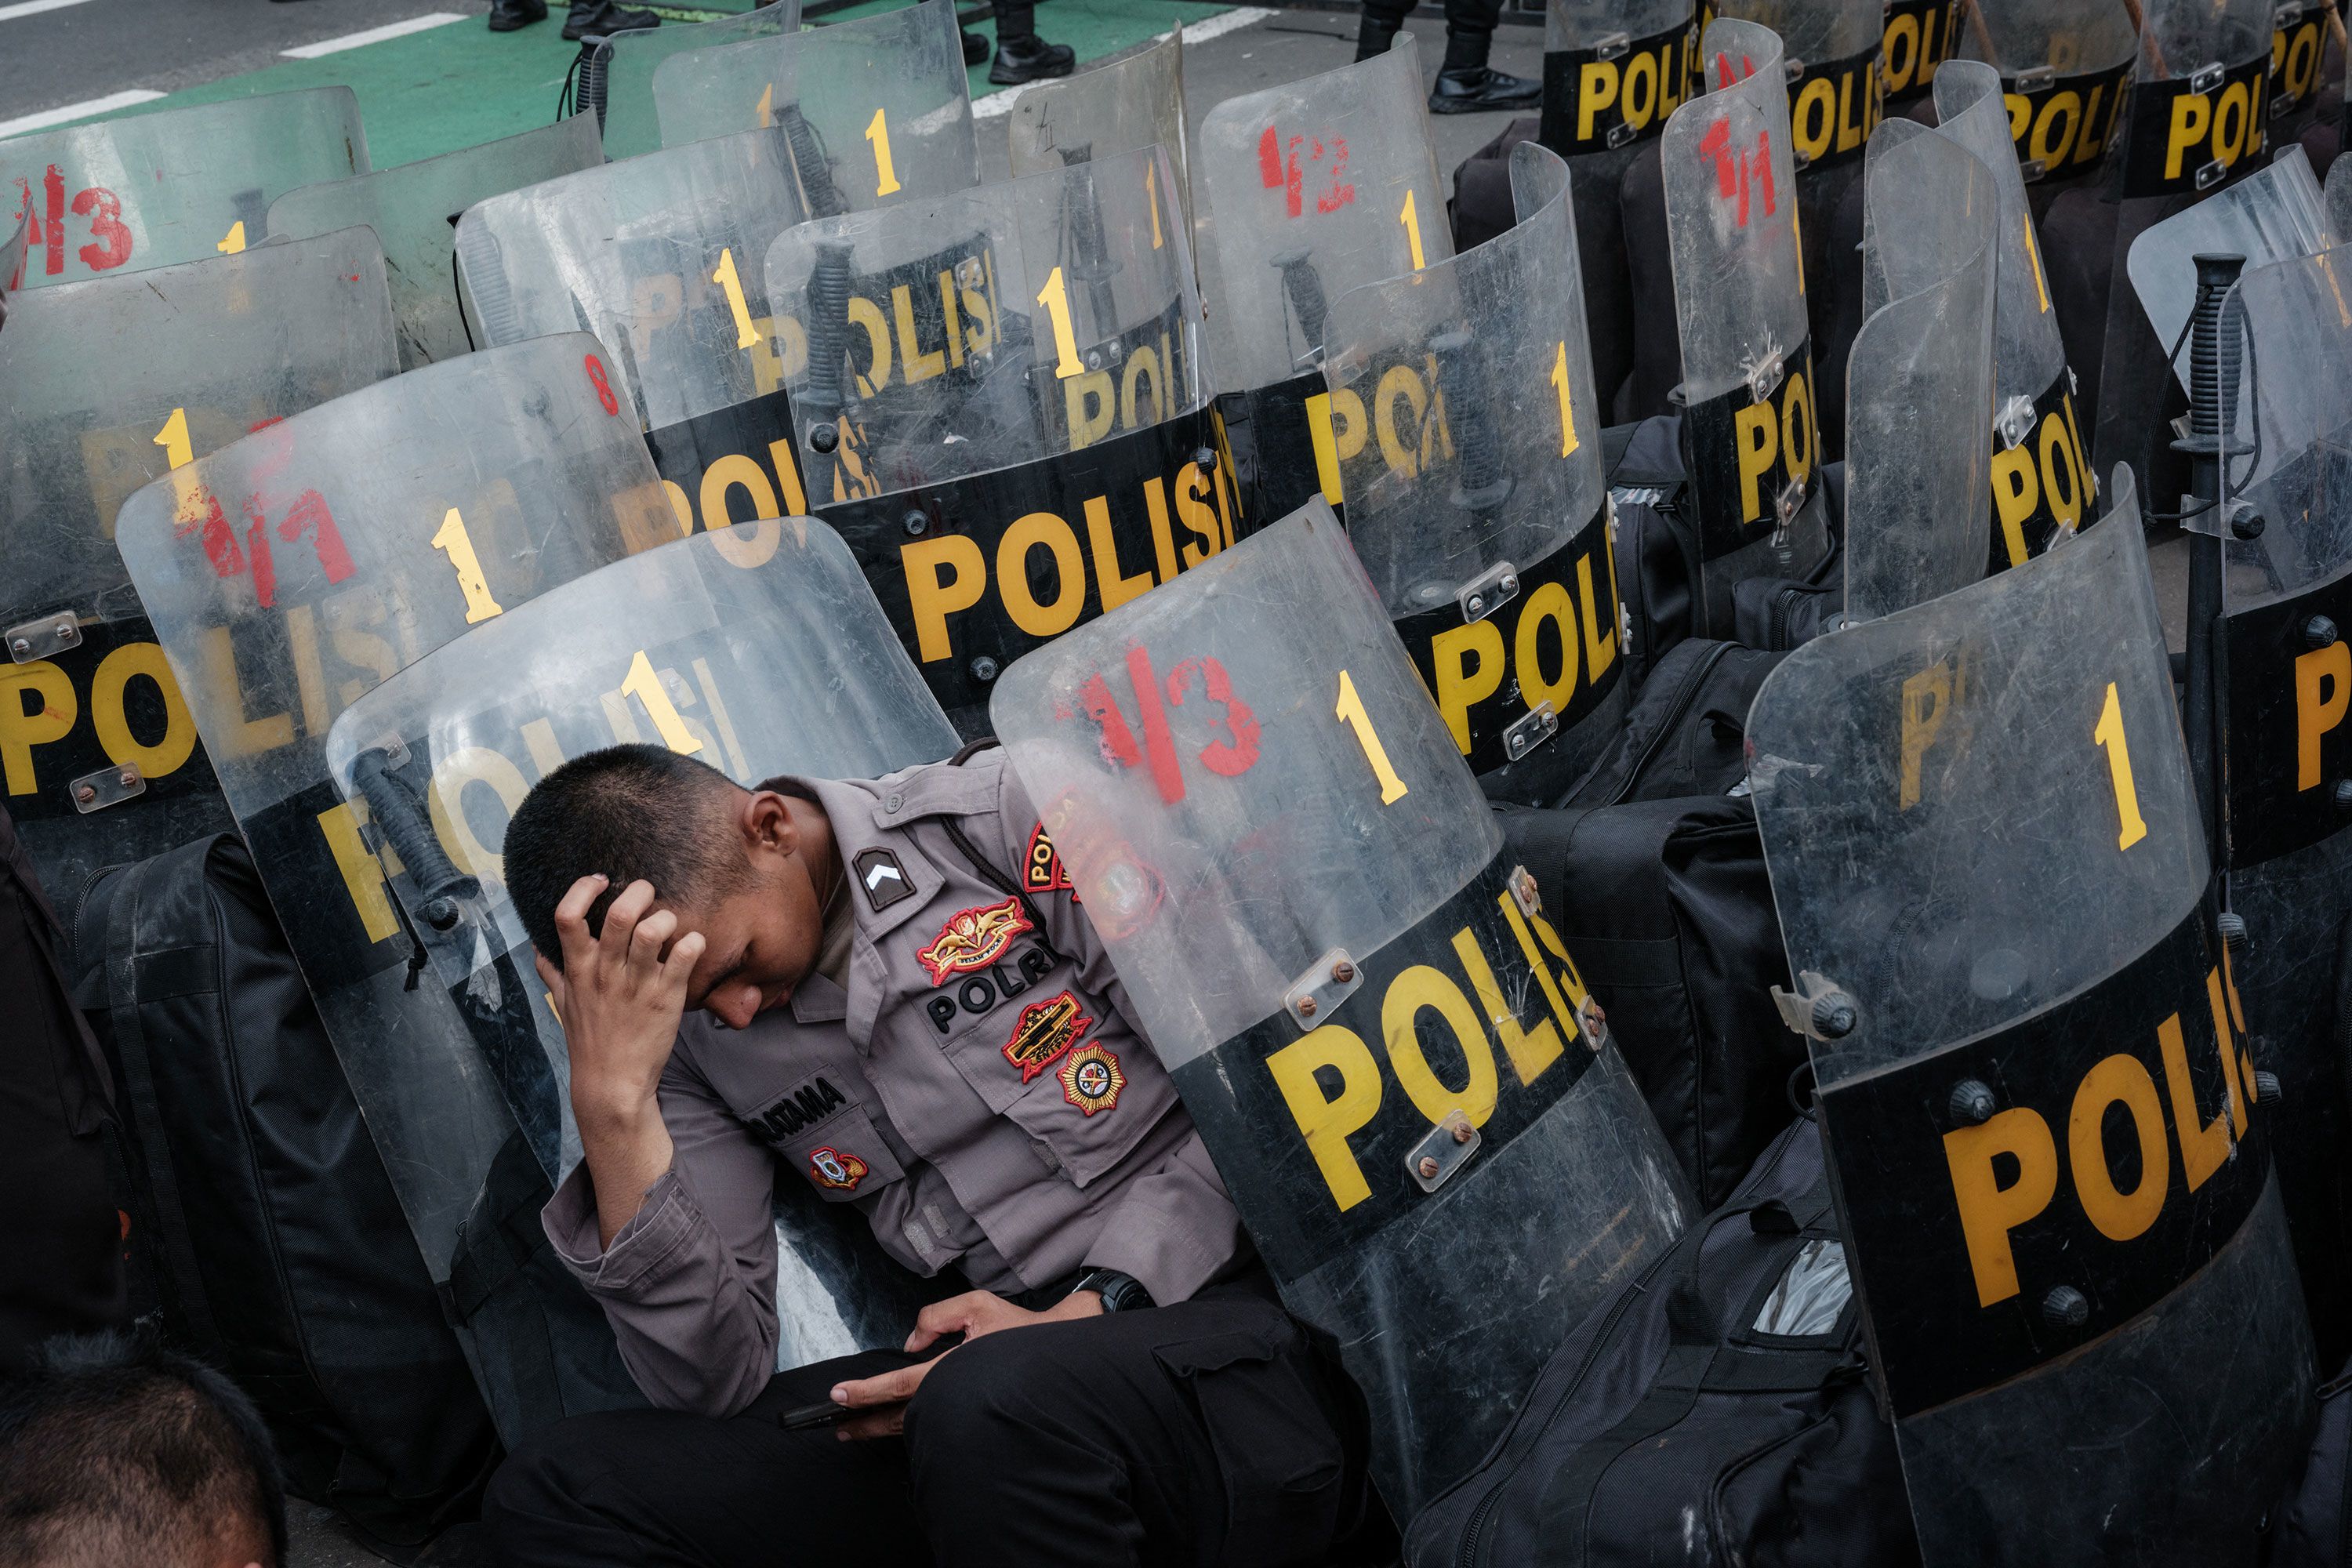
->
<box><xmin>1661</xmin><ymin>19</ymin><xmax>1834</xmax><ymax>635</ymax></box>
<box><xmin>1318</xmin><ymin>141</ymin><xmax>1627</xmax><ymax>804</ymax></box>
<box><xmin>1711</xmin><ymin>0</ymin><xmax>1883</xmax><ymax>175</ymax></box>
<box><xmin>2127</xmin><ymin>145</ymin><xmax>2328</xmax><ymax>408</ymax></box>
<box><xmin>323</xmin><ymin>518</ymin><xmax>949</xmax><ymax>1367</ymax></box>
<box><xmin>1194</xmin><ymin>38</ymin><xmax>1453</xmax><ymax>522</ymax></box>
<box><xmin>2270</xmin><ymin>2</ymin><xmax>2332</xmax><ymax>138</ymax></box>
<box><xmin>456</xmin><ymin>128</ymin><xmax>832</xmax><ymax>544</ymax></box>
<box><xmin>267</xmin><ymin>115</ymin><xmax>604</xmax><ymax>370</ymax></box>
<box><xmin>1932</xmin><ymin>61</ymin><xmax>2093</xmax><ymax>575</ymax></box>
<box><xmin>2212</xmin><ymin>247</ymin><xmax>2352</xmax><ymax>1358</ymax></box>
<box><xmin>1958</xmin><ymin>0</ymin><xmax>2136</xmax><ymax>186</ymax></box>
<box><xmin>1</xmin><ymin>206</ymin><xmax>24</xmax><ymax>319</ymax></box>
<box><xmin>650</xmin><ymin>0</ymin><xmax>979</xmax><ymax>201</ymax></box>
<box><xmin>2328</xmin><ymin>154</ymin><xmax>2352</xmax><ymax>243</ymax></box>
<box><xmin>1747</xmin><ymin>481</ymin><xmax>2314</xmax><ymax>1564</ymax></box>
<box><xmin>766</xmin><ymin>145</ymin><xmax>1228</xmax><ymax>734</ymax></box>
<box><xmin>1843</xmin><ymin>122</ymin><xmax>1994</xmax><ymax>624</ymax></box>
<box><xmin>992</xmin><ymin>500</ymin><xmax>1692</xmax><ymax>1513</ymax></box>
<box><xmin>0</xmin><ymin>89</ymin><xmax>368</xmax><ymax>292</ymax></box>
<box><xmin>113</xmin><ymin>334</ymin><xmax>677</xmax><ymax>1324</ymax></box>
<box><xmin>1880</xmin><ymin>0</ymin><xmax>1959</xmax><ymax>103</ymax></box>
<box><xmin>0</xmin><ymin>230</ymin><xmax>400</xmax><ymax>902</ymax></box>
<box><xmin>1007</xmin><ymin>29</ymin><xmax>1189</xmax><ymax>238</ymax></box>
<box><xmin>591</xmin><ymin>0</ymin><xmax>804</xmax><ymax>161</ymax></box>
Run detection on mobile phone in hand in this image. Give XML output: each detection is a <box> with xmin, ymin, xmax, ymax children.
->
<box><xmin>779</xmin><ymin>1400</ymin><xmax>847</xmax><ymax>1431</ymax></box>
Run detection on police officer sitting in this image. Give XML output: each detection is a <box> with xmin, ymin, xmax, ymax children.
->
<box><xmin>485</xmin><ymin>743</ymin><xmax>1384</xmax><ymax>1567</ymax></box>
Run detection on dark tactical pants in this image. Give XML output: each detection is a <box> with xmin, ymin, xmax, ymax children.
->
<box><xmin>486</xmin><ymin>1277</ymin><xmax>1389</xmax><ymax>1567</ymax></box>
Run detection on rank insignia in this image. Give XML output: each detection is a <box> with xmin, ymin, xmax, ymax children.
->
<box><xmin>918</xmin><ymin>895</ymin><xmax>1033</xmax><ymax>985</ymax></box>
<box><xmin>809</xmin><ymin>1145</ymin><xmax>869</xmax><ymax>1192</ymax></box>
<box><xmin>1058</xmin><ymin>1042</ymin><xmax>1125</xmax><ymax>1116</ymax></box>
<box><xmin>1003</xmin><ymin>990</ymin><xmax>1093</xmax><ymax>1083</ymax></box>
<box><xmin>1023</xmin><ymin>822</ymin><xmax>1076</xmax><ymax>898</ymax></box>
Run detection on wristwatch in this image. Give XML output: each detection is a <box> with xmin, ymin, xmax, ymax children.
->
<box><xmin>1073</xmin><ymin>1268</ymin><xmax>1155</xmax><ymax>1313</ymax></box>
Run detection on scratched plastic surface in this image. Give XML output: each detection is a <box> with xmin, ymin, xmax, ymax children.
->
<box><xmin>650</xmin><ymin>0</ymin><xmax>978</xmax><ymax>202</ymax></box>
<box><xmin>1545</xmin><ymin>0</ymin><xmax>1689</xmax><ymax>56</ymax></box>
<box><xmin>2220</xmin><ymin>249</ymin><xmax>2352</xmax><ymax>606</ymax></box>
<box><xmin>593</xmin><ymin>0</ymin><xmax>803</xmax><ymax>161</ymax></box>
<box><xmin>0</xmin><ymin>88</ymin><xmax>368</xmax><ymax>292</ymax></box>
<box><xmin>1007</xmin><ymin>29</ymin><xmax>1190</xmax><ymax>238</ymax></box>
<box><xmin>1844</xmin><ymin>121</ymin><xmax>1994</xmax><ymax>623</ymax></box>
<box><xmin>992</xmin><ymin>503</ymin><xmax>1691</xmax><ymax>1509</ymax></box>
<box><xmin>765</xmin><ymin>144</ymin><xmax>1202</xmax><ymax>495</ymax></box>
<box><xmin>2134</xmin><ymin>0</ymin><xmax>2271</xmax><ymax>84</ymax></box>
<box><xmin>1958</xmin><ymin>0</ymin><xmax>2136</xmax><ymax>80</ymax></box>
<box><xmin>457</xmin><ymin>129</ymin><xmax>818</xmax><ymax>437</ymax></box>
<box><xmin>1192</xmin><ymin>37</ymin><xmax>1452</xmax><ymax>397</ymax></box>
<box><xmin>268</xmin><ymin>114</ymin><xmax>604</xmax><ymax>370</ymax></box>
<box><xmin>1708</xmin><ymin>0</ymin><xmax>1877</xmax><ymax>69</ymax></box>
<box><xmin>114</xmin><ymin>334</ymin><xmax>673</xmax><ymax>1283</ymax></box>
<box><xmin>1930</xmin><ymin>63</ymin><xmax>2070</xmax><ymax>419</ymax></box>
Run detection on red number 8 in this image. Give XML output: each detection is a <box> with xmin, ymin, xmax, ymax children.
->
<box><xmin>585</xmin><ymin>354</ymin><xmax>619</xmax><ymax>416</ymax></box>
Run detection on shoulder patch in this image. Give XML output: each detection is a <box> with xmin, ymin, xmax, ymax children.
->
<box><xmin>1058</xmin><ymin>1042</ymin><xmax>1125</xmax><ymax>1116</ymax></box>
<box><xmin>918</xmin><ymin>895</ymin><xmax>1033</xmax><ymax>985</ymax></box>
<box><xmin>854</xmin><ymin>848</ymin><xmax>915</xmax><ymax>912</ymax></box>
<box><xmin>1022</xmin><ymin>822</ymin><xmax>1076</xmax><ymax>897</ymax></box>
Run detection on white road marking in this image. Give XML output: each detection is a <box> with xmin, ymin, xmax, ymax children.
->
<box><xmin>970</xmin><ymin>6</ymin><xmax>1272</xmax><ymax>119</ymax></box>
<box><xmin>280</xmin><ymin>12</ymin><xmax>467</xmax><ymax>58</ymax></box>
<box><xmin>0</xmin><ymin>0</ymin><xmax>101</xmax><ymax>23</ymax></box>
<box><xmin>0</xmin><ymin>88</ymin><xmax>165</xmax><ymax>140</ymax></box>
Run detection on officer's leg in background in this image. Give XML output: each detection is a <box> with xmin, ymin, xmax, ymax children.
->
<box><xmin>905</xmin><ymin>1279</ymin><xmax>1389</xmax><ymax>1568</ymax></box>
<box><xmin>1426</xmin><ymin>0</ymin><xmax>1539</xmax><ymax>114</ymax></box>
<box><xmin>988</xmin><ymin>0</ymin><xmax>1075</xmax><ymax>88</ymax></box>
<box><xmin>485</xmin><ymin>1349</ymin><xmax>934</xmax><ymax>1568</ymax></box>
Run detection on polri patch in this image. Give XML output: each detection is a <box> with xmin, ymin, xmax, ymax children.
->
<box><xmin>918</xmin><ymin>895</ymin><xmax>1033</xmax><ymax>985</ymax></box>
<box><xmin>809</xmin><ymin>1146</ymin><xmax>870</xmax><ymax>1192</ymax></box>
<box><xmin>1022</xmin><ymin>822</ymin><xmax>1076</xmax><ymax>898</ymax></box>
<box><xmin>1004</xmin><ymin>990</ymin><xmax>1093</xmax><ymax>1083</ymax></box>
<box><xmin>1058</xmin><ymin>1042</ymin><xmax>1125</xmax><ymax>1116</ymax></box>
<box><xmin>854</xmin><ymin>848</ymin><xmax>916</xmax><ymax>913</ymax></box>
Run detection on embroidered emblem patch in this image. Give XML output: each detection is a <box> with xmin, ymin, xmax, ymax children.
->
<box><xmin>1058</xmin><ymin>1042</ymin><xmax>1125</xmax><ymax>1116</ymax></box>
<box><xmin>853</xmin><ymin>848</ymin><xmax>916</xmax><ymax>912</ymax></box>
<box><xmin>1003</xmin><ymin>991</ymin><xmax>1093</xmax><ymax>1083</ymax></box>
<box><xmin>917</xmin><ymin>895</ymin><xmax>1033</xmax><ymax>985</ymax></box>
<box><xmin>809</xmin><ymin>1146</ymin><xmax>869</xmax><ymax>1191</ymax></box>
<box><xmin>1022</xmin><ymin>822</ymin><xmax>1076</xmax><ymax>898</ymax></box>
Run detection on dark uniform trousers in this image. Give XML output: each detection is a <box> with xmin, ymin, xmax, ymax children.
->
<box><xmin>486</xmin><ymin>1276</ymin><xmax>1391</xmax><ymax>1568</ymax></box>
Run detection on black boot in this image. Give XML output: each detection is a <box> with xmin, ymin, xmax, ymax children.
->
<box><xmin>563</xmin><ymin>0</ymin><xmax>659</xmax><ymax>42</ymax></box>
<box><xmin>1354</xmin><ymin>15</ymin><xmax>1399</xmax><ymax>63</ymax></box>
<box><xmin>989</xmin><ymin>33</ymin><xmax>1075</xmax><ymax>85</ymax></box>
<box><xmin>961</xmin><ymin>27</ymin><xmax>990</xmax><ymax>65</ymax></box>
<box><xmin>1428</xmin><ymin>66</ymin><xmax>1541</xmax><ymax>113</ymax></box>
<box><xmin>488</xmin><ymin>0</ymin><xmax>547</xmax><ymax>31</ymax></box>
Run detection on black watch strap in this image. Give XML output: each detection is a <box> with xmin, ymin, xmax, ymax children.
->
<box><xmin>1073</xmin><ymin>1268</ymin><xmax>1154</xmax><ymax>1313</ymax></box>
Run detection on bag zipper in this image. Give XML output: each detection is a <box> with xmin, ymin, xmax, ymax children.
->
<box><xmin>1456</xmin><ymin>1242</ymin><xmax>1686</xmax><ymax>1568</ymax></box>
<box><xmin>1603</xmin><ymin>641</ymin><xmax>1733</xmax><ymax>808</ymax></box>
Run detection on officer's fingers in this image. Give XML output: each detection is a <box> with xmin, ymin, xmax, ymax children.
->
<box><xmin>658</xmin><ymin>931</ymin><xmax>706</xmax><ymax>1000</ymax></box>
<box><xmin>629</xmin><ymin>907</ymin><xmax>679</xmax><ymax>970</ymax></box>
<box><xmin>831</xmin><ymin>1363</ymin><xmax>928</xmax><ymax>1410</ymax></box>
<box><xmin>906</xmin><ymin>1291</ymin><xmax>989</xmax><ymax>1352</ymax></box>
<box><xmin>597</xmin><ymin>880</ymin><xmax>658</xmax><ymax>967</ymax></box>
<box><xmin>533</xmin><ymin>953</ymin><xmax>569</xmax><ymax>1017</ymax></box>
<box><xmin>835</xmin><ymin>1406</ymin><xmax>906</xmax><ymax>1442</ymax></box>
<box><xmin>551</xmin><ymin>875</ymin><xmax>608</xmax><ymax>967</ymax></box>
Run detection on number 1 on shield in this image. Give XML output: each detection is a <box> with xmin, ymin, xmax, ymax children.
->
<box><xmin>1399</xmin><ymin>190</ymin><xmax>1425</xmax><ymax>270</ymax></box>
<box><xmin>712</xmin><ymin>247</ymin><xmax>760</xmax><ymax>350</ymax></box>
<box><xmin>1335</xmin><ymin>670</ymin><xmax>1408</xmax><ymax>804</ymax></box>
<box><xmin>866</xmin><ymin>108</ymin><xmax>902</xmax><ymax>197</ymax></box>
<box><xmin>430</xmin><ymin>508</ymin><xmax>505</xmax><ymax>625</ymax></box>
<box><xmin>1036</xmin><ymin>267</ymin><xmax>1085</xmax><ymax>379</ymax></box>
<box><xmin>2092</xmin><ymin>681</ymin><xmax>2148</xmax><ymax>851</ymax></box>
<box><xmin>154</xmin><ymin>407</ymin><xmax>194</xmax><ymax>470</ymax></box>
<box><xmin>1146</xmin><ymin>159</ymin><xmax>1164</xmax><ymax>249</ymax></box>
<box><xmin>1549</xmin><ymin>342</ymin><xmax>1579</xmax><ymax>458</ymax></box>
<box><xmin>621</xmin><ymin>650</ymin><xmax>704</xmax><ymax>756</ymax></box>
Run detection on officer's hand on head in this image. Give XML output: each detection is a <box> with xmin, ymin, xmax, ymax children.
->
<box><xmin>827</xmin><ymin>1288</ymin><xmax>1105</xmax><ymax>1440</ymax></box>
<box><xmin>537</xmin><ymin>873</ymin><xmax>703</xmax><ymax>1133</ymax></box>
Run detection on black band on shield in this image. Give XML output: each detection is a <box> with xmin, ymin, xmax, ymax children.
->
<box><xmin>1681</xmin><ymin>336</ymin><xmax>1818</xmax><ymax>560</ymax></box>
<box><xmin>2117</xmin><ymin>54</ymin><xmax>2270</xmax><ymax>201</ymax></box>
<box><xmin>2223</xmin><ymin>564</ymin><xmax>2352</xmax><ymax>866</ymax></box>
<box><xmin>2002</xmin><ymin>62</ymin><xmax>2131</xmax><ymax>184</ymax></box>
<box><xmin>1537</xmin><ymin>16</ymin><xmax>1697</xmax><ymax>158</ymax></box>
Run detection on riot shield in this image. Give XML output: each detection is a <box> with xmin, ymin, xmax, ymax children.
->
<box><xmin>0</xmin><ymin>89</ymin><xmax>368</xmax><ymax>292</ymax></box>
<box><xmin>590</xmin><ymin>0</ymin><xmax>804</xmax><ymax>161</ymax></box>
<box><xmin>267</xmin><ymin>115</ymin><xmax>604</xmax><ymax>370</ymax></box>
<box><xmin>1880</xmin><ymin>0</ymin><xmax>1959</xmax><ymax>103</ymax></box>
<box><xmin>1958</xmin><ymin>0</ymin><xmax>2136</xmax><ymax>186</ymax></box>
<box><xmin>1</xmin><ymin>206</ymin><xmax>24</xmax><ymax>324</ymax></box>
<box><xmin>2127</xmin><ymin>145</ymin><xmax>2328</xmax><ymax>406</ymax></box>
<box><xmin>0</xmin><ymin>230</ymin><xmax>400</xmax><ymax>902</ymax></box>
<box><xmin>2328</xmin><ymin>154</ymin><xmax>2352</xmax><ymax>242</ymax></box>
<box><xmin>1193</xmin><ymin>38</ymin><xmax>1453</xmax><ymax>522</ymax></box>
<box><xmin>2212</xmin><ymin>247</ymin><xmax>2352</xmax><ymax>1359</ymax></box>
<box><xmin>1661</xmin><ymin>19</ymin><xmax>1834</xmax><ymax>635</ymax></box>
<box><xmin>649</xmin><ymin>0</ymin><xmax>979</xmax><ymax>199</ymax></box>
<box><xmin>765</xmin><ymin>145</ymin><xmax>1227</xmax><ymax>735</ymax></box>
<box><xmin>1931</xmin><ymin>61</ymin><xmax>2093</xmax><ymax>574</ymax></box>
<box><xmin>456</xmin><ymin>128</ymin><xmax>833</xmax><ymax>545</ymax></box>
<box><xmin>1317</xmin><ymin>141</ymin><xmax>1627</xmax><ymax>805</ymax></box>
<box><xmin>1748</xmin><ymin>482</ymin><xmax>2314</xmax><ymax>1563</ymax></box>
<box><xmin>322</xmin><ymin>518</ymin><xmax>949</xmax><ymax>1364</ymax></box>
<box><xmin>112</xmin><ymin>334</ymin><xmax>677</xmax><ymax>1323</ymax></box>
<box><xmin>1843</xmin><ymin>122</ymin><xmax>1995</xmax><ymax>623</ymax></box>
<box><xmin>992</xmin><ymin>500</ymin><xmax>1692</xmax><ymax>1513</ymax></box>
<box><xmin>1007</xmin><ymin>29</ymin><xmax>1189</xmax><ymax>238</ymax></box>
<box><xmin>2270</xmin><ymin>2</ymin><xmax>2332</xmax><ymax>139</ymax></box>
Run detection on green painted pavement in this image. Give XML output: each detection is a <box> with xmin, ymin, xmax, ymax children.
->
<box><xmin>38</xmin><ymin>0</ymin><xmax>1233</xmax><ymax>170</ymax></box>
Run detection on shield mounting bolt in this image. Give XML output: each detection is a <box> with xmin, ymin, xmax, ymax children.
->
<box><xmin>2218</xmin><ymin>912</ymin><xmax>2248</xmax><ymax>951</ymax></box>
<box><xmin>2305</xmin><ymin>615</ymin><xmax>2339</xmax><ymax>651</ymax></box>
<box><xmin>2042</xmin><ymin>1285</ymin><xmax>2089</xmax><ymax>1329</ymax></box>
<box><xmin>2334</xmin><ymin>780</ymin><xmax>2352</xmax><ymax>814</ymax></box>
<box><xmin>970</xmin><ymin>656</ymin><xmax>1000</xmax><ymax>683</ymax></box>
<box><xmin>903</xmin><ymin>510</ymin><xmax>930</xmax><ymax>536</ymax></box>
<box><xmin>1948</xmin><ymin>1080</ymin><xmax>1997</xmax><ymax>1126</ymax></box>
<box><xmin>1810</xmin><ymin>991</ymin><xmax>1857</xmax><ymax>1040</ymax></box>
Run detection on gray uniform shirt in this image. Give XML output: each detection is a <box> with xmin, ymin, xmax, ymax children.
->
<box><xmin>542</xmin><ymin>750</ymin><xmax>1247</xmax><ymax>1417</ymax></box>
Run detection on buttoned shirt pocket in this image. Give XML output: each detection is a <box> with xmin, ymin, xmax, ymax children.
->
<box><xmin>746</xmin><ymin>1074</ymin><xmax>906</xmax><ymax>1203</ymax></box>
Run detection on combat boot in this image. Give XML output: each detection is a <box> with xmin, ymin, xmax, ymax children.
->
<box><xmin>563</xmin><ymin>0</ymin><xmax>659</xmax><ymax>42</ymax></box>
<box><xmin>1428</xmin><ymin>66</ymin><xmax>1541</xmax><ymax>114</ymax></box>
<box><xmin>989</xmin><ymin>33</ymin><xmax>1075</xmax><ymax>85</ymax></box>
<box><xmin>488</xmin><ymin>0</ymin><xmax>548</xmax><ymax>29</ymax></box>
<box><xmin>961</xmin><ymin>27</ymin><xmax>990</xmax><ymax>65</ymax></box>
